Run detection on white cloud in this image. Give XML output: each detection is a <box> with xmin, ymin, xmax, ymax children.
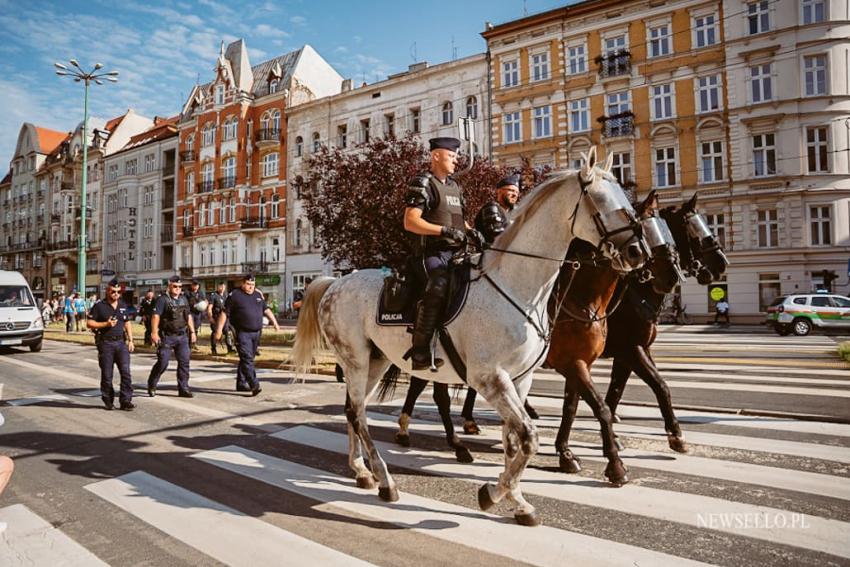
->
<box><xmin>255</xmin><ymin>23</ymin><xmax>289</xmax><ymax>39</ymax></box>
<box><xmin>334</xmin><ymin>46</ymin><xmax>349</xmax><ymax>54</ymax></box>
<box><xmin>248</xmin><ymin>47</ymin><xmax>269</xmax><ymax>61</ymax></box>
<box><xmin>290</xmin><ymin>15</ymin><xmax>307</xmax><ymax>26</ymax></box>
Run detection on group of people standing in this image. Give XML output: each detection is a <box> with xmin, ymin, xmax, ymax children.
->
<box><xmin>39</xmin><ymin>293</ymin><xmax>95</xmax><ymax>332</ymax></box>
<box><xmin>90</xmin><ymin>273</ymin><xmax>279</xmax><ymax>411</ymax></box>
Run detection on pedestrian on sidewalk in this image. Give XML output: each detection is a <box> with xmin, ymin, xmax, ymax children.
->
<box><xmin>87</xmin><ymin>278</ymin><xmax>135</xmax><ymax>411</ymax></box>
<box><xmin>75</xmin><ymin>293</ymin><xmax>87</xmax><ymax>332</ymax></box>
<box><xmin>214</xmin><ymin>273</ymin><xmax>279</xmax><ymax>396</ymax></box>
<box><xmin>715</xmin><ymin>298</ymin><xmax>730</xmax><ymax>326</ymax></box>
<box><xmin>139</xmin><ymin>289</ymin><xmax>156</xmax><ymax>346</ymax></box>
<box><xmin>147</xmin><ymin>275</ymin><xmax>196</xmax><ymax>398</ymax></box>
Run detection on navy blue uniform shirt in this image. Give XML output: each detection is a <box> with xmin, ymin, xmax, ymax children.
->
<box><xmin>89</xmin><ymin>300</ymin><xmax>130</xmax><ymax>340</ymax></box>
<box><xmin>225</xmin><ymin>289</ymin><xmax>266</xmax><ymax>332</ymax></box>
<box><xmin>153</xmin><ymin>293</ymin><xmax>189</xmax><ymax>316</ymax></box>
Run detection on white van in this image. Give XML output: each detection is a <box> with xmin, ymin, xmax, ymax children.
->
<box><xmin>0</xmin><ymin>270</ymin><xmax>44</xmax><ymax>352</ymax></box>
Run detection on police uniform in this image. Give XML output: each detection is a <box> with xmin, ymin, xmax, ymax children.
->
<box><xmin>139</xmin><ymin>294</ymin><xmax>156</xmax><ymax>346</ymax></box>
<box><xmin>209</xmin><ymin>288</ymin><xmax>234</xmax><ymax>354</ymax></box>
<box><xmin>474</xmin><ymin>173</ymin><xmax>518</xmax><ymax>244</ymax></box>
<box><xmin>148</xmin><ymin>277</ymin><xmax>193</xmax><ymax>397</ymax></box>
<box><xmin>405</xmin><ymin>137</ymin><xmax>473</xmax><ymax>370</ymax></box>
<box><xmin>225</xmin><ymin>275</ymin><xmax>266</xmax><ymax>395</ymax></box>
<box><xmin>89</xmin><ymin>278</ymin><xmax>133</xmax><ymax>410</ymax></box>
<box><xmin>184</xmin><ymin>280</ymin><xmax>206</xmax><ymax>338</ymax></box>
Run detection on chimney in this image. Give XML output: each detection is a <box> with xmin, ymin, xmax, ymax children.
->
<box><xmin>408</xmin><ymin>62</ymin><xmax>428</xmax><ymax>72</ymax></box>
<box><xmin>341</xmin><ymin>78</ymin><xmax>353</xmax><ymax>92</ymax></box>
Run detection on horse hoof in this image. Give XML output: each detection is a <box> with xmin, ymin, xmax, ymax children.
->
<box><xmin>356</xmin><ymin>476</ymin><xmax>376</xmax><ymax>490</ymax></box>
<box><xmin>478</xmin><ymin>484</ymin><xmax>495</xmax><ymax>511</ymax></box>
<box><xmin>605</xmin><ymin>462</ymin><xmax>630</xmax><ymax>487</ymax></box>
<box><xmin>463</xmin><ymin>421</ymin><xmax>481</xmax><ymax>435</ymax></box>
<box><xmin>378</xmin><ymin>486</ymin><xmax>399</xmax><ymax>502</ymax></box>
<box><xmin>558</xmin><ymin>453</ymin><xmax>582</xmax><ymax>474</ymax></box>
<box><xmin>455</xmin><ymin>447</ymin><xmax>474</xmax><ymax>464</ymax></box>
<box><xmin>395</xmin><ymin>433</ymin><xmax>410</xmax><ymax>447</ymax></box>
<box><xmin>612</xmin><ymin>414</ymin><xmax>621</xmax><ymax>423</ymax></box>
<box><xmin>668</xmin><ymin>435</ymin><xmax>689</xmax><ymax>454</ymax></box>
<box><xmin>515</xmin><ymin>511</ymin><xmax>541</xmax><ymax>527</ymax></box>
<box><xmin>614</xmin><ymin>437</ymin><xmax>625</xmax><ymax>452</ymax></box>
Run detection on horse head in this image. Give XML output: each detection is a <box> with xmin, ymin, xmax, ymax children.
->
<box><xmin>574</xmin><ymin>146</ymin><xmax>649</xmax><ymax>273</ymax></box>
<box><xmin>661</xmin><ymin>194</ymin><xmax>729</xmax><ymax>285</ymax></box>
<box><xmin>634</xmin><ymin>190</ymin><xmax>684</xmax><ymax>294</ymax></box>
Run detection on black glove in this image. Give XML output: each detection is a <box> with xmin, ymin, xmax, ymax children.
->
<box><xmin>441</xmin><ymin>226</ymin><xmax>466</xmax><ymax>244</ymax></box>
<box><xmin>466</xmin><ymin>228</ymin><xmax>487</xmax><ymax>250</ymax></box>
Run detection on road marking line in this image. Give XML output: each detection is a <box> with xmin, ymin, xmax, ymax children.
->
<box><xmin>84</xmin><ymin>471</ymin><xmax>374</xmax><ymax>567</ymax></box>
<box><xmin>573</xmin><ymin>371</ymin><xmax>850</xmax><ymax>387</ymax></box>
<box><xmin>581</xmin><ymin>378</ymin><xmax>850</xmax><ymax>398</ymax></box>
<box><xmin>274</xmin><ymin>426</ymin><xmax>850</xmax><ymax>559</ymax></box>
<box><xmin>0</xmin><ymin>503</ymin><xmax>109</xmax><ymax>566</ymax></box>
<box><xmin>6</xmin><ymin>394</ymin><xmax>70</xmax><ymax>406</ymax></box>
<box><xmin>195</xmin><ymin>445</ymin><xmax>712</xmax><ymax>567</ymax></box>
<box><xmin>584</xmin><ymin>361</ymin><xmax>849</xmax><ymax>376</ymax></box>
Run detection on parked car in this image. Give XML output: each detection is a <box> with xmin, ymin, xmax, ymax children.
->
<box><xmin>765</xmin><ymin>293</ymin><xmax>850</xmax><ymax>336</ymax></box>
<box><xmin>0</xmin><ymin>270</ymin><xmax>44</xmax><ymax>351</ymax></box>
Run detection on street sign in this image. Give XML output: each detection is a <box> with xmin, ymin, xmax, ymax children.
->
<box><xmin>100</xmin><ymin>269</ymin><xmax>115</xmax><ymax>276</ymax></box>
<box><xmin>710</xmin><ymin>287</ymin><xmax>725</xmax><ymax>301</ymax></box>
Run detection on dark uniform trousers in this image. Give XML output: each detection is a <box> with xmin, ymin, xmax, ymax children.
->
<box><xmin>143</xmin><ymin>318</ymin><xmax>153</xmax><ymax>346</ymax></box>
<box><xmin>235</xmin><ymin>330</ymin><xmax>260</xmax><ymax>389</ymax></box>
<box><xmin>211</xmin><ymin>318</ymin><xmax>234</xmax><ymax>352</ymax></box>
<box><xmin>99</xmin><ymin>337</ymin><xmax>132</xmax><ymax>404</ymax></box>
<box><xmin>147</xmin><ymin>332</ymin><xmax>191</xmax><ymax>392</ymax></box>
<box><xmin>191</xmin><ymin>312</ymin><xmax>203</xmax><ymax>337</ymax></box>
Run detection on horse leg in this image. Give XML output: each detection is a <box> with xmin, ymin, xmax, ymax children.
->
<box><xmin>475</xmin><ymin>371</ymin><xmax>540</xmax><ymax>526</ymax></box>
<box><xmin>396</xmin><ymin>376</ymin><xmax>428</xmax><ymax>447</ymax></box>
<box><xmin>630</xmin><ymin>346</ymin><xmax>688</xmax><ymax>453</ymax></box>
<box><xmin>344</xmin><ymin>391</ymin><xmax>377</xmax><ymax>489</ymax></box>
<box><xmin>604</xmin><ymin>356</ymin><xmax>632</xmax><ymax>450</ymax></box>
<box><xmin>554</xmin><ymin>370</ymin><xmax>582</xmax><ymax>474</ymax></box>
<box><xmin>433</xmin><ymin>383</ymin><xmax>473</xmax><ymax>463</ymax></box>
<box><xmin>461</xmin><ymin>387</ymin><xmax>480</xmax><ymax>434</ymax></box>
<box><xmin>574</xmin><ymin>371</ymin><xmax>628</xmax><ymax>486</ymax></box>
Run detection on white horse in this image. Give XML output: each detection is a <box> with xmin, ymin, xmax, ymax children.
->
<box><xmin>293</xmin><ymin>147</ymin><xmax>649</xmax><ymax>526</ymax></box>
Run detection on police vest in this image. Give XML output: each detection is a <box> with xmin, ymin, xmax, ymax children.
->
<box><xmin>161</xmin><ymin>295</ymin><xmax>190</xmax><ymax>334</ymax></box>
<box><xmin>422</xmin><ymin>176</ymin><xmax>466</xmax><ymax>251</ymax></box>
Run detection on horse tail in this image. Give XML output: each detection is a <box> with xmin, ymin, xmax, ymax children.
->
<box><xmin>291</xmin><ymin>277</ymin><xmax>335</xmax><ymax>375</ymax></box>
<box><xmin>375</xmin><ymin>364</ymin><xmax>402</xmax><ymax>402</ymax></box>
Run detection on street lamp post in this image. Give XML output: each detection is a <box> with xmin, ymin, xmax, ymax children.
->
<box><xmin>54</xmin><ymin>60</ymin><xmax>118</xmax><ymax>295</ymax></box>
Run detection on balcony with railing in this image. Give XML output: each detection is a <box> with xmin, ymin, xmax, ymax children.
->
<box><xmin>241</xmin><ymin>261</ymin><xmax>269</xmax><ymax>274</ymax></box>
<box><xmin>255</xmin><ymin>128</ymin><xmax>281</xmax><ymax>146</ymax></box>
<box><xmin>60</xmin><ymin>182</ymin><xmax>75</xmax><ymax>192</ymax></box>
<box><xmin>596</xmin><ymin>50</ymin><xmax>631</xmax><ymax>79</ymax></box>
<box><xmin>180</xmin><ymin>150</ymin><xmax>196</xmax><ymax>162</ymax></box>
<box><xmin>51</xmin><ymin>213</ymin><xmax>61</xmax><ymax>223</ymax></box>
<box><xmin>161</xmin><ymin>226</ymin><xmax>174</xmax><ymax>242</ymax></box>
<box><xmin>218</xmin><ymin>176</ymin><xmax>236</xmax><ymax>189</ymax></box>
<box><xmin>240</xmin><ymin>217</ymin><xmax>267</xmax><ymax>231</ymax></box>
<box><xmin>599</xmin><ymin>112</ymin><xmax>635</xmax><ymax>138</ymax></box>
<box><xmin>197</xmin><ymin>180</ymin><xmax>215</xmax><ymax>193</ymax></box>
<box><xmin>47</xmin><ymin>239</ymin><xmax>75</xmax><ymax>251</ymax></box>
<box><xmin>182</xmin><ymin>226</ymin><xmax>194</xmax><ymax>237</ymax></box>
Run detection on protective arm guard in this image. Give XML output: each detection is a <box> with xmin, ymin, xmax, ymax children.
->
<box><xmin>405</xmin><ymin>175</ymin><xmax>432</xmax><ymax>209</ymax></box>
<box><xmin>475</xmin><ymin>201</ymin><xmax>508</xmax><ymax>244</ymax></box>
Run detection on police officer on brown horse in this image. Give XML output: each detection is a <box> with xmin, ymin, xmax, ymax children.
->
<box><xmin>403</xmin><ymin>137</ymin><xmax>484</xmax><ymax>371</ymax></box>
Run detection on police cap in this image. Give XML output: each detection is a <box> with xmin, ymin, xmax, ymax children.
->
<box><xmin>244</xmin><ymin>273</ymin><xmax>255</xmax><ymax>282</ymax></box>
<box><xmin>108</xmin><ymin>278</ymin><xmax>120</xmax><ymax>288</ymax></box>
<box><xmin>497</xmin><ymin>174</ymin><xmax>520</xmax><ymax>189</ymax></box>
<box><xmin>428</xmin><ymin>137</ymin><xmax>461</xmax><ymax>152</ymax></box>
<box><xmin>168</xmin><ymin>275</ymin><xmax>181</xmax><ymax>284</ymax></box>
<box><xmin>190</xmin><ymin>278</ymin><xmax>200</xmax><ymax>285</ymax></box>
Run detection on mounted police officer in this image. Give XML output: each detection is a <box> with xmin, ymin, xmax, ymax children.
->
<box><xmin>214</xmin><ymin>273</ymin><xmax>280</xmax><ymax>395</ymax></box>
<box><xmin>474</xmin><ymin>173</ymin><xmax>520</xmax><ymax>244</ymax></box>
<box><xmin>184</xmin><ymin>279</ymin><xmax>207</xmax><ymax>348</ymax></box>
<box><xmin>87</xmin><ymin>278</ymin><xmax>135</xmax><ymax>410</ymax></box>
<box><xmin>207</xmin><ymin>281</ymin><xmax>234</xmax><ymax>355</ymax></box>
<box><xmin>139</xmin><ymin>289</ymin><xmax>156</xmax><ymax>346</ymax></box>
<box><xmin>403</xmin><ymin>137</ymin><xmax>484</xmax><ymax>371</ymax></box>
<box><xmin>147</xmin><ymin>275</ymin><xmax>196</xmax><ymax>398</ymax></box>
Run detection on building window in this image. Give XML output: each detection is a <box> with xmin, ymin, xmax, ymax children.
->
<box><xmin>705</xmin><ymin>213</ymin><xmax>726</xmax><ymax>249</ymax></box>
<box><xmin>696</xmin><ymin>75</ymin><xmax>722</xmax><ymax>113</ymax></box>
<box><xmin>144</xmin><ymin>154</ymin><xmax>156</xmax><ymax>173</ymax></box>
<box><xmin>531</xmin><ymin>51</ymin><xmax>549</xmax><ymax>81</ymax></box>
<box><xmin>807</xmin><ymin>126</ymin><xmax>829</xmax><ymax>173</ymax></box>
<box><xmin>700</xmin><ymin>140</ymin><xmax>724</xmax><ymax>183</ymax></box>
<box><xmin>757</xmin><ymin>209</ymin><xmax>779</xmax><ymax>248</ymax></box>
<box><xmin>219</xmin><ymin>200</ymin><xmax>226</xmax><ymax>223</ymax></box>
<box><xmin>295</xmin><ymin>136</ymin><xmax>303</xmax><ymax>157</ymax></box>
<box><xmin>215</xmin><ymin>84</ymin><xmax>224</xmax><ymax>105</ymax></box>
<box><xmin>222</xmin><ymin>157</ymin><xmax>236</xmax><ymax>185</ymax></box>
<box><xmin>262</xmin><ymin>153</ymin><xmax>279</xmax><ymax>178</ymax></box>
<box><xmin>229</xmin><ymin>198</ymin><xmax>236</xmax><ymax>223</ymax></box>
<box><xmin>384</xmin><ymin>113</ymin><xmax>395</xmax><ymax>138</ymax></box>
<box><xmin>208</xmin><ymin>202</ymin><xmax>215</xmax><ymax>226</ymax></box>
<box><xmin>198</xmin><ymin>204</ymin><xmax>206</xmax><ymax>228</ymax></box>
<box><xmin>202</xmin><ymin>124</ymin><xmax>215</xmax><ymax>146</ymax></box>
<box><xmin>810</xmin><ymin>206</ymin><xmax>832</xmax><ymax>245</ymax></box>
<box><xmin>269</xmin><ymin>78</ymin><xmax>279</xmax><ymax>94</ymax></box>
<box><xmin>567</xmin><ymin>45</ymin><xmax>586</xmax><ymax>75</ymax></box>
<box><xmin>185</xmin><ymin>172</ymin><xmax>194</xmax><ymax>195</ymax></box>
<box><xmin>271</xmin><ymin>110</ymin><xmax>280</xmax><ymax>132</ymax></box>
<box><xmin>202</xmin><ymin>162</ymin><xmax>214</xmax><ymax>189</ymax></box>
<box><xmin>410</xmin><ymin>108</ymin><xmax>421</xmax><ymax>133</ymax></box>
<box><xmin>694</xmin><ymin>14</ymin><xmax>719</xmax><ymax>47</ymax></box>
<box><xmin>502</xmin><ymin>59</ymin><xmax>518</xmax><ymax>88</ymax></box>
<box><xmin>221</xmin><ymin>240</ymin><xmax>229</xmax><ymax>265</ymax></box>
<box><xmin>802</xmin><ymin>0</ymin><xmax>826</xmax><ymax>24</ymax></box>
<box><xmin>441</xmin><ymin>102</ymin><xmax>454</xmax><ymax>126</ymax></box>
<box><xmin>750</xmin><ymin>64</ymin><xmax>773</xmax><ymax>103</ymax></box>
<box><xmin>337</xmin><ymin>124</ymin><xmax>347</xmax><ymax>148</ymax></box>
<box><xmin>607</xmin><ymin>91</ymin><xmax>630</xmax><ymax>115</ymax></box>
<box><xmin>651</xmin><ymin>83</ymin><xmax>674</xmax><ymax>119</ymax></box>
<box><xmin>312</xmin><ymin>132</ymin><xmax>321</xmax><ymax>152</ymax></box>
<box><xmin>125</xmin><ymin>159</ymin><xmax>137</xmax><ymax>176</ymax></box>
<box><xmin>748</xmin><ymin>1</ymin><xmax>770</xmax><ymax>35</ymax></box>
<box><xmin>360</xmin><ymin>119</ymin><xmax>370</xmax><ymax>143</ymax></box>
<box><xmin>272</xmin><ymin>237</ymin><xmax>280</xmax><ymax>262</ymax></box>
<box><xmin>295</xmin><ymin>218</ymin><xmax>302</xmax><ymax>248</ymax></box>
<box><xmin>753</xmin><ymin>133</ymin><xmax>776</xmax><ymax>177</ymax></box>
<box><xmin>532</xmin><ymin>106</ymin><xmax>551</xmax><ymax>139</ymax></box>
<box><xmin>803</xmin><ymin>55</ymin><xmax>827</xmax><ymax>96</ymax></box>
<box><xmin>466</xmin><ymin>96</ymin><xmax>478</xmax><ymax>119</ymax></box>
<box><xmin>758</xmin><ymin>273</ymin><xmax>781</xmax><ymax>311</ymax></box>
<box><xmin>654</xmin><ymin>147</ymin><xmax>677</xmax><ymax>187</ymax></box>
<box><xmin>569</xmin><ymin>98</ymin><xmax>589</xmax><ymax>133</ymax></box>
<box><xmin>271</xmin><ymin>194</ymin><xmax>280</xmax><ymax>219</ymax></box>
<box><xmin>503</xmin><ymin>111</ymin><xmax>521</xmax><ymax>144</ymax></box>
<box><xmin>611</xmin><ymin>152</ymin><xmax>632</xmax><ymax>185</ymax></box>
<box><xmin>648</xmin><ymin>24</ymin><xmax>671</xmax><ymax>58</ymax></box>
<box><xmin>223</xmin><ymin>117</ymin><xmax>238</xmax><ymax>140</ymax></box>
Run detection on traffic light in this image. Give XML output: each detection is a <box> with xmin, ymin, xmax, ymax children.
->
<box><xmin>822</xmin><ymin>269</ymin><xmax>838</xmax><ymax>292</ymax></box>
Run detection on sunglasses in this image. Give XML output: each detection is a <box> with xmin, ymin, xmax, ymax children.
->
<box><xmin>109</xmin><ymin>289</ymin><xmax>121</xmax><ymax>293</ymax></box>
<box><xmin>171</xmin><ymin>284</ymin><xmax>183</xmax><ymax>287</ymax></box>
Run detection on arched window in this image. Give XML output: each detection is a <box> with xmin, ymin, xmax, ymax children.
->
<box><xmin>260</xmin><ymin>112</ymin><xmax>270</xmax><ymax>131</ymax></box>
<box><xmin>312</xmin><ymin>132</ymin><xmax>321</xmax><ymax>152</ymax></box>
<box><xmin>185</xmin><ymin>171</ymin><xmax>194</xmax><ymax>195</ymax></box>
<box><xmin>271</xmin><ymin>110</ymin><xmax>281</xmax><ymax>132</ymax></box>
<box><xmin>295</xmin><ymin>136</ymin><xmax>303</xmax><ymax>157</ymax></box>
<box><xmin>223</xmin><ymin>117</ymin><xmax>238</xmax><ymax>140</ymax></box>
<box><xmin>271</xmin><ymin>194</ymin><xmax>280</xmax><ymax>218</ymax></box>
<box><xmin>259</xmin><ymin>196</ymin><xmax>267</xmax><ymax>221</ymax></box>
<box><xmin>269</xmin><ymin>78</ymin><xmax>279</xmax><ymax>94</ymax></box>
<box><xmin>466</xmin><ymin>96</ymin><xmax>478</xmax><ymax>119</ymax></box>
<box><xmin>442</xmin><ymin>101</ymin><xmax>454</xmax><ymax>125</ymax></box>
<box><xmin>186</xmin><ymin>133</ymin><xmax>194</xmax><ymax>151</ymax></box>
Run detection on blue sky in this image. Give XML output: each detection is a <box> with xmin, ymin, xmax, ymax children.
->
<box><xmin>0</xmin><ymin>0</ymin><xmax>571</xmax><ymax>170</ymax></box>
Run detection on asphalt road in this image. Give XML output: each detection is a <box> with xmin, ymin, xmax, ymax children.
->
<box><xmin>0</xmin><ymin>332</ymin><xmax>848</xmax><ymax>567</ymax></box>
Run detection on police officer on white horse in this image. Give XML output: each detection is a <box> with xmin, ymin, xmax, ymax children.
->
<box><xmin>403</xmin><ymin>137</ymin><xmax>484</xmax><ymax>371</ymax></box>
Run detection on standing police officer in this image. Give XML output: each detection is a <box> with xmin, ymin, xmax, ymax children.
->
<box><xmin>87</xmin><ymin>278</ymin><xmax>135</xmax><ymax>410</ymax></box>
<box><xmin>147</xmin><ymin>275</ymin><xmax>196</xmax><ymax>398</ymax></box>
<box><xmin>207</xmin><ymin>281</ymin><xmax>234</xmax><ymax>355</ymax></box>
<box><xmin>214</xmin><ymin>274</ymin><xmax>279</xmax><ymax>395</ymax></box>
<box><xmin>184</xmin><ymin>279</ymin><xmax>207</xmax><ymax>347</ymax></box>
<box><xmin>139</xmin><ymin>289</ymin><xmax>156</xmax><ymax>346</ymax></box>
<box><xmin>403</xmin><ymin>137</ymin><xmax>484</xmax><ymax>370</ymax></box>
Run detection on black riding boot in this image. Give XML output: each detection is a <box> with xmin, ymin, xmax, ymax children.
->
<box><xmin>411</xmin><ymin>270</ymin><xmax>449</xmax><ymax>371</ymax></box>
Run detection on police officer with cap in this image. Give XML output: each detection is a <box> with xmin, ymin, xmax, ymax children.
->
<box><xmin>474</xmin><ymin>173</ymin><xmax>520</xmax><ymax>243</ymax></box>
<box><xmin>214</xmin><ymin>273</ymin><xmax>279</xmax><ymax>395</ymax></box>
<box><xmin>147</xmin><ymin>275</ymin><xmax>196</xmax><ymax>397</ymax></box>
<box><xmin>184</xmin><ymin>279</ymin><xmax>207</xmax><ymax>348</ymax></box>
<box><xmin>403</xmin><ymin>136</ymin><xmax>485</xmax><ymax>370</ymax></box>
<box><xmin>139</xmin><ymin>289</ymin><xmax>156</xmax><ymax>346</ymax></box>
<box><xmin>87</xmin><ymin>278</ymin><xmax>135</xmax><ymax>410</ymax></box>
<box><xmin>207</xmin><ymin>281</ymin><xmax>234</xmax><ymax>355</ymax></box>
